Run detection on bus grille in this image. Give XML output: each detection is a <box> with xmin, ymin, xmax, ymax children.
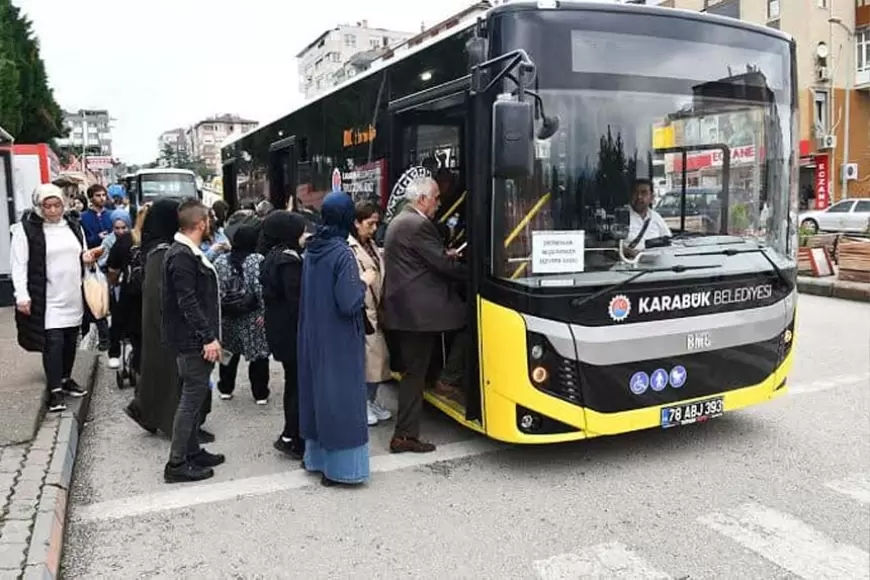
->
<box><xmin>538</xmin><ymin>358</ymin><xmax>583</xmax><ymax>405</ymax></box>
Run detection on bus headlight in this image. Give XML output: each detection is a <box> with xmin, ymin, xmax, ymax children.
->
<box><xmin>530</xmin><ymin>344</ymin><xmax>545</xmax><ymax>360</ymax></box>
<box><xmin>531</xmin><ymin>366</ymin><xmax>549</xmax><ymax>384</ymax></box>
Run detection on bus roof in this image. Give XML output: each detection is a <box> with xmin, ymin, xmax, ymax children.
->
<box><xmin>222</xmin><ymin>2</ymin><xmax>488</xmax><ymax>150</ymax></box>
<box><xmin>135</xmin><ymin>168</ymin><xmax>196</xmax><ymax>177</ymax></box>
<box><xmin>223</xmin><ymin>0</ymin><xmax>793</xmax><ymax>151</ymax></box>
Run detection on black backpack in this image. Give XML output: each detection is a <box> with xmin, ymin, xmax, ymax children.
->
<box><xmin>221</xmin><ymin>260</ymin><xmax>258</xmax><ymax>317</ymax></box>
<box><xmin>123</xmin><ymin>246</ymin><xmax>146</xmax><ymax>297</ymax></box>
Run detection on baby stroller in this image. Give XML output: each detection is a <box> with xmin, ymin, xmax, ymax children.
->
<box><xmin>115</xmin><ymin>338</ymin><xmax>137</xmax><ymax>389</ymax></box>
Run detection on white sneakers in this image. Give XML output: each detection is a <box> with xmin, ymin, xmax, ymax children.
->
<box><xmin>107</xmin><ymin>358</ymin><xmax>121</xmax><ymax>370</ymax></box>
<box><xmin>367</xmin><ymin>400</ymin><xmax>392</xmax><ymax>426</ymax></box>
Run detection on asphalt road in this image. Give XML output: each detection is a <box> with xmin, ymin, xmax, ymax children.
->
<box><xmin>61</xmin><ymin>294</ymin><xmax>870</xmax><ymax>579</ymax></box>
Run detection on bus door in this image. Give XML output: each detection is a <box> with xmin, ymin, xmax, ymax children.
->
<box><xmin>222</xmin><ymin>158</ymin><xmax>238</xmax><ymax>210</ymax></box>
<box><xmin>268</xmin><ymin>136</ymin><xmax>297</xmax><ymax>211</ymax></box>
<box><xmin>387</xmin><ymin>80</ymin><xmax>483</xmax><ymax>424</ymax></box>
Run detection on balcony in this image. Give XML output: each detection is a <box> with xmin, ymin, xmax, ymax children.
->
<box><xmin>858</xmin><ymin>28</ymin><xmax>870</xmax><ymax>90</ymax></box>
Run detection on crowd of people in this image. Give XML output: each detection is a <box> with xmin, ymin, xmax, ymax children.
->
<box><xmin>12</xmin><ymin>174</ymin><xmax>469</xmax><ymax>488</ymax></box>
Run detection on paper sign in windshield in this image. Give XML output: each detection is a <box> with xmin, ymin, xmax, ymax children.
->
<box><xmin>531</xmin><ymin>230</ymin><xmax>585</xmax><ymax>274</ymax></box>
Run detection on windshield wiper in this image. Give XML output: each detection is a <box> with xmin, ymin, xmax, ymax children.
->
<box><xmin>570</xmin><ymin>264</ymin><xmax>721</xmax><ymax>311</ymax></box>
<box><xmin>679</xmin><ymin>246</ymin><xmax>790</xmax><ymax>287</ymax></box>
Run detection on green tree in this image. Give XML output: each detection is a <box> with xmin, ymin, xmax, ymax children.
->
<box><xmin>0</xmin><ymin>0</ymin><xmax>64</xmax><ymax>143</ymax></box>
<box><xmin>157</xmin><ymin>144</ymin><xmax>211</xmax><ymax>179</ymax></box>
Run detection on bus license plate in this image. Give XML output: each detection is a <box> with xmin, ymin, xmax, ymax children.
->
<box><xmin>661</xmin><ymin>398</ymin><xmax>724</xmax><ymax>429</ymax></box>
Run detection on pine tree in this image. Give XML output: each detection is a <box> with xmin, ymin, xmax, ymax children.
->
<box><xmin>0</xmin><ymin>0</ymin><xmax>64</xmax><ymax>143</ymax></box>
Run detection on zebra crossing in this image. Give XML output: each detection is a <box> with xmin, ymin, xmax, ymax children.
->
<box><xmin>533</xmin><ymin>473</ymin><xmax>870</xmax><ymax>580</ymax></box>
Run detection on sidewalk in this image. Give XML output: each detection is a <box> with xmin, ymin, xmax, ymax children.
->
<box><xmin>0</xmin><ymin>308</ymin><xmax>99</xmax><ymax>580</ymax></box>
<box><xmin>797</xmin><ymin>275</ymin><xmax>870</xmax><ymax>303</ymax></box>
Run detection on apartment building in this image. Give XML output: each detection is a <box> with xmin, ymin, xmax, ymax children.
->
<box><xmin>661</xmin><ymin>0</ymin><xmax>870</xmax><ymax>206</ymax></box>
<box><xmin>297</xmin><ymin>21</ymin><xmax>414</xmax><ymax>99</ymax></box>
<box><xmin>157</xmin><ymin>127</ymin><xmax>188</xmax><ymax>157</ymax></box>
<box><xmin>187</xmin><ymin>114</ymin><xmax>258</xmax><ymax>173</ymax></box>
<box><xmin>56</xmin><ymin>109</ymin><xmax>113</xmax><ymax>158</ymax></box>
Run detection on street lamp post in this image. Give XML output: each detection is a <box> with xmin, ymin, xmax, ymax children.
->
<box><xmin>830</xmin><ymin>17</ymin><xmax>854</xmax><ymax>200</ymax></box>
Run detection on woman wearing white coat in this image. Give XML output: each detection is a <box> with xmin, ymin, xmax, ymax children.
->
<box><xmin>12</xmin><ymin>184</ymin><xmax>97</xmax><ymax>412</ymax></box>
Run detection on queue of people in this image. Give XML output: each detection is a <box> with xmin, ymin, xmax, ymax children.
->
<box><xmin>12</xmin><ymin>174</ymin><xmax>468</xmax><ymax>489</ymax></box>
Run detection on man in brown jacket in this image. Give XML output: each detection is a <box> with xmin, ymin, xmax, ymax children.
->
<box><xmin>382</xmin><ymin>176</ymin><xmax>468</xmax><ymax>453</ymax></box>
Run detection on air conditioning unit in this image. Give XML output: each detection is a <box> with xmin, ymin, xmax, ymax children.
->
<box><xmin>818</xmin><ymin>134</ymin><xmax>836</xmax><ymax>150</ymax></box>
<box><xmin>816</xmin><ymin>66</ymin><xmax>830</xmax><ymax>82</ymax></box>
<box><xmin>842</xmin><ymin>163</ymin><xmax>858</xmax><ymax>181</ymax></box>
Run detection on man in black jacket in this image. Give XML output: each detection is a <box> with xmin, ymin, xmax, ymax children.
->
<box><xmin>162</xmin><ymin>199</ymin><xmax>225</xmax><ymax>483</ymax></box>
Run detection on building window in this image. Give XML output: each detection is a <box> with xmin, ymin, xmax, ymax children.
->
<box><xmin>344</xmin><ymin>34</ymin><xmax>356</xmax><ymax>48</ymax></box>
<box><xmin>767</xmin><ymin>0</ymin><xmax>779</xmax><ymax>19</ymax></box>
<box><xmin>704</xmin><ymin>0</ymin><xmax>740</xmax><ymax>18</ymax></box>
<box><xmin>857</xmin><ymin>29</ymin><xmax>870</xmax><ymax>72</ymax></box>
<box><xmin>814</xmin><ymin>90</ymin><xmax>829</xmax><ymax>135</ymax></box>
<box><xmin>370</xmin><ymin>38</ymin><xmax>380</xmax><ymax>49</ymax></box>
<box><xmin>818</xmin><ymin>0</ymin><xmax>827</xmax><ymax>7</ymax></box>
<box><xmin>768</xmin><ymin>19</ymin><xmax>780</xmax><ymax>30</ymax></box>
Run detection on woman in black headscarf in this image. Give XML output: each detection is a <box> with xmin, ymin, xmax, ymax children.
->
<box><xmin>259</xmin><ymin>210</ymin><xmax>312</xmax><ymax>459</ymax></box>
<box><xmin>125</xmin><ymin>199</ymin><xmax>214</xmax><ymax>443</ymax></box>
<box><xmin>213</xmin><ymin>223</ymin><xmax>271</xmax><ymax>402</ymax></box>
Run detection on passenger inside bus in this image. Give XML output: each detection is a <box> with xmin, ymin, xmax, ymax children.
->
<box><xmin>625</xmin><ymin>178</ymin><xmax>672</xmax><ymax>256</ymax></box>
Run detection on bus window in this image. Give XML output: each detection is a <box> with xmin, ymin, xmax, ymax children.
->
<box><xmin>139</xmin><ymin>172</ymin><xmax>197</xmax><ymax>200</ymax></box>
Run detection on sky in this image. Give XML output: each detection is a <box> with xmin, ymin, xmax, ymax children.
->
<box><xmin>12</xmin><ymin>0</ymin><xmax>481</xmax><ymax>164</ymax></box>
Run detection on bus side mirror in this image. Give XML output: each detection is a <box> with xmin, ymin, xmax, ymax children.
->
<box><xmin>492</xmin><ymin>96</ymin><xmax>534</xmax><ymax>180</ymax></box>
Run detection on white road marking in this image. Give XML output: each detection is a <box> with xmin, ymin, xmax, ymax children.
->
<box><xmin>74</xmin><ymin>438</ymin><xmax>502</xmax><ymax>523</ymax></box>
<box><xmin>533</xmin><ymin>542</ymin><xmax>672</xmax><ymax>580</ymax></box>
<box><xmin>826</xmin><ymin>473</ymin><xmax>870</xmax><ymax>505</ymax></box>
<box><xmin>788</xmin><ymin>372</ymin><xmax>870</xmax><ymax>396</ymax></box>
<box><xmin>699</xmin><ymin>503</ymin><xmax>870</xmax><ymax>580</ymax></box>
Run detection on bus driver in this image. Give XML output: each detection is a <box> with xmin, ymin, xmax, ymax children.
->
<box><xmin>625</xmin><ymin>178</ymin><xmax>671</xmax><ymax>256</ymax></box>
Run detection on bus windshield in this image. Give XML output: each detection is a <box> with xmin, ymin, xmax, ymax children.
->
<box><xmin>492</xmin><ymin>10</ymin><xmax>796</xmax><ymax>287</ymax></box>
<box><xmin>139</xmin><ymin>172</ymin><xmax>197</xmax><ymax>200</ymax></box>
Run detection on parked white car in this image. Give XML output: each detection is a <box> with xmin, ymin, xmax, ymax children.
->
<box><xmin>798</xmin><ymin>199</ymin><xmax>870</xmax><ymax>234</ymax></box>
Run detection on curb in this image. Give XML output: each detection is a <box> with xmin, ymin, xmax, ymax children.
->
<box><xmin>797</xmin><ymin>277</ymin><xmax>870</xmax><ymax>302</ymax></box>
<box><xmin>6</xmin><ymin>352</ymin><xmax>99</xmax><ymax>580</ymax></box>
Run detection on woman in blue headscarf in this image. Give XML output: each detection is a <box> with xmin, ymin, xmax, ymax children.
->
<box><xmin>298</xmin><ymin>191</ymin><xmax>374</xmax><ymax>487</ymax></box>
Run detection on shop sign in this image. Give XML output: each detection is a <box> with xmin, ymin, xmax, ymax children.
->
<box><xmin>814</xmin><ymin>154</ymin><xmax>829</xmax><ymax>210</ymax></box>
<box><xmin>671</xmin><ymin>145</ymin><xmax>757</xmax><ymax>172</ymax></box>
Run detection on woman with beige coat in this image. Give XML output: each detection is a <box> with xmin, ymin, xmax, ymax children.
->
<box><xmin>349</xmin><ymin>200</ymin><xmax>393</xmax><ymax>426</ymax></box>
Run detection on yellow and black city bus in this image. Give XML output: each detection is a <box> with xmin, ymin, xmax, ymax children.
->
<box><xmin>221</xmin><ymin>1</ymin><xmax>798</xmax><ymax>444</ymax></box>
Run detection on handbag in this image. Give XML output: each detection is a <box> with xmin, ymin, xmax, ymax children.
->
<box><xmin>83</xmin><ymin>266</ymin><xmax>110</xmax><ymax>319</ymax></box>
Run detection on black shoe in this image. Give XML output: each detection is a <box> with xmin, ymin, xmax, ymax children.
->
<box><xmin>98</xmin><ymin>341</ymin><xmax>109</xmax><ymax>352</ymax></box>
<box><xmin>273</xmin><ymin>437</ymin><xmax>304</xmax><ymax>460</ymax></box>
<box><xmin>189</xmin><ymin>449</ymin><xmax>225</xmax><ymax>468</ymax></box>
<box><xmin>47</xmin><ymin>390</ymin><xmax>66</xmax><ymax>413</ymax></box>
<box><xmin>124</xmin><ymin>404</ymin><xmax>157</xmax><ymax>435</ymax></box>
<box><xmin>197</xmin><ymin>429</ymin><xmax>215</xmax><ymax>444</ymax></box>
<box><xmin>61</xmin><ymin>379</ymin><xmax>87</xmax><ymax>398</ymax></box>
<box><xmin>320</xmin><ymin>475</ymin><xmax>361</xmax><ymax>488</ymax></box>
<box><xmin>164</xmin><ymin>461</ymin><xmax>214</xmax><ymax>483</ymax></box>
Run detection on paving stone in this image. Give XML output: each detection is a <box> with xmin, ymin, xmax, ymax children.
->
<box><xmin>0</xmin><ymin>521</ymin><xmax>30</xmax><ymax>545</ymax></box>
<box><xmin>26</xmin><ymin>430</ymin><xmax>55</xmax><ymax>454</ymax></box>
<box><xmin>12</xmin><ymin>468</ymin><xmax>42</xmax><ymax>487</ymax></box>
<box><xmin>21</xmin><ymin>563</ymin><xmax>50</xmax><ymax>580</ymax></box>
<box><xmin>0</xmin><ymin>569</ymin><xmax>22</xmax><ymax>580</ymax></box>
<box><xmin>8</xmin><ymin>480</ymin><xmax>41</xmax><ymax>504</ymax></box>
<box><xmin>19</xmin><ymin>452</ymin><xmax>50</xmax><ymax>477</ymax></box>
<box><xmin>0</xmin><ymin>542</ymin><xmax>27</xmax><ymax>572</ymax></box>
<box><xmin>3</xmin><ymin>501</ymin><xmax>36</xmax><ymax>522</ymax></box>
<box><xmin>0</xmin><ymin>475</ymin><xmax>16</xmax><ymax>497</ymax></box>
